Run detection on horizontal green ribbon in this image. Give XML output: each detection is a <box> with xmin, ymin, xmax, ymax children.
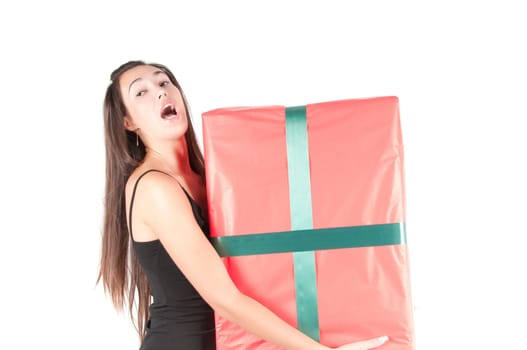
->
<box><xmin>211</xmin><ymin>223</ymin><xmax>406</xmax><ymax>257</ymax></box>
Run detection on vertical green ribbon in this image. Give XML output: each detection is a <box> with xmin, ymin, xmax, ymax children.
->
<box><xmin>285</xmin><ymin>106</ymin><xmax>320</xmax><ymax>341</ymax></box>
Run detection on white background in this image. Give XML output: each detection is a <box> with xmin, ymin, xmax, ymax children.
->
<box><xmin>1</xmin><ymin>1</ymin><xmax>526</xmax><ymax>349</ymax></box>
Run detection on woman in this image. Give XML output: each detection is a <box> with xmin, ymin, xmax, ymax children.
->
<box><xmin>97</xmin><ymin>60</ymin><xmax>389</xmax><ymax>350</ymax></box>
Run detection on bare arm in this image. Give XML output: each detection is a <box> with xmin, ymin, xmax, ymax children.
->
<box><xmin>135</xmin><ymin>173</ymin><xmax>387</xmax><ymax>350</ymax></box>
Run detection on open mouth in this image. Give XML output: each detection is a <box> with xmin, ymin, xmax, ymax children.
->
<box><xmin>160</xmin><ymin>103</ymin><xmax>178</xmax><ymax>119</ymax></box>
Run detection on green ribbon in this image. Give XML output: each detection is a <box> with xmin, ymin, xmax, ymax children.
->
<box><xmin>211</xmin><ymin>223</ymin><xmax>406</xmax><ymax>257</ymax></box>
<box><xmin>284</xmin><ymin>106</ymin><xmax>319</xmax><ymax>340</ymax></box>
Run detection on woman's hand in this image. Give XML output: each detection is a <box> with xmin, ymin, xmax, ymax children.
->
<box><xmin>335</xmin><ymin>336</ymin><xmax>389</xmax><ymax>350</ymax></box>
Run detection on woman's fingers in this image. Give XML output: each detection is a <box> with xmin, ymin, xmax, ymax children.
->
<box><xmin>355</xmin><ymin>336</ymin><xmax>389</xmax><ymax>349</ymax></box>
<box><xmin>337</xmin><ymin>336</ymin><xmax>389</xmax><ymax>350</ymax></box>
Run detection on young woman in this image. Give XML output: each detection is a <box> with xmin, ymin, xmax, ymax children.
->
<box><xmin>97</xmin><ymin>60</ymin><xmax>389</xmax><ymax>350</ymax></box>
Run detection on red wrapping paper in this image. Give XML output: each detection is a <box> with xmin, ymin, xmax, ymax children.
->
<box><xmin>202</xmin><ymin>96</ymin><xmax>415</xmax><ymax>349</ymax></box>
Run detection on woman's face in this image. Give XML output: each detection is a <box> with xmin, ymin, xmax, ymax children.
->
<box><xmin>119</xmin><ymin>65</ymin><xmax>188</xmax><ymax>144</ymax></box>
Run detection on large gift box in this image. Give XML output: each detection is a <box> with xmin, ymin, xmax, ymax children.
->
<box><xmin>202</xmin><ymin>96</ymin><xmax>415</xmax><ymax>349</ymax></box>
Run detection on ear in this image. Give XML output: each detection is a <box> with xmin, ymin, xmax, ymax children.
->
<box><xmin>123</xmin><ymin>115</ymin><xmax>136</xmax><ymax>131</ymax></box>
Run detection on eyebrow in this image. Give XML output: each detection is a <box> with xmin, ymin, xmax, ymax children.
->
<box><xmin>128</xmin><ymin>70</ymin><xmax>168</xmax><ymax>93</ymax></box>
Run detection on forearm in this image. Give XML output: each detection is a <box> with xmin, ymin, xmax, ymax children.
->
<box><xmin>215</xmin><ymin>292</ymin><xmax>329</xmax><ymax>350</ymax></box>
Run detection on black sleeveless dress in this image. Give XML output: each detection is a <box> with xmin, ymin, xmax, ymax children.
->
<box><xmin>129</xmin><ymin>169</ymin><xmax>216</xmax><ymax>350</ymax></box>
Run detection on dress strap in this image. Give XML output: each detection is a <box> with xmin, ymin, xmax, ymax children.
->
<box><xmin>128</xmin><ymin>169</ymin><xmax>172</xmax><ymax>239</ymax></box>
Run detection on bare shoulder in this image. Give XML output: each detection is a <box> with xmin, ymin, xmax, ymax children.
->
<box><xmin>126</xmin><ymin>169</ymin><xmax>187</xmax><ymax>206</ymax></box>
<box><xmin>125</xmin><ymin>169</ymin><xmax>196</xmax><ymax>241</ymax></box>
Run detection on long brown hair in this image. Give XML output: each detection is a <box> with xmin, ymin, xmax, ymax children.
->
<box><xmin>97</xmin><ymin>60</ymin><xmax>205</xmax><ymax>340</ymax></box>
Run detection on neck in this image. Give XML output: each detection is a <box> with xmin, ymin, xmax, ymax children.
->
<box><xmin>144</xmin><ymin>137</ymin><xmax>194</xmax><ymax>176</ymax></box>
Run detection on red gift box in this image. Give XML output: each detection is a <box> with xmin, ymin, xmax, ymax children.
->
<box><xmin>202</xmin><ymin>96</ymin><xmax>415</xmax><ymax>349</ymax></box>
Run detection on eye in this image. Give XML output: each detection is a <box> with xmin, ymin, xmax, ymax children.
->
<box><xmin>160</xmin><ymin>80</ymin><xmax>170</xmax><ymax>87</ymax></box>
<box><xmin>136</xmin><ymin>90</ymin><xmax>146</xmax><ymax>97</ymax></box>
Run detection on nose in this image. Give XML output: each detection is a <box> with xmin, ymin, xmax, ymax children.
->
<box><xmin>158</xmin><ymin>89</ymin><xmax>167</xmax><ymax>100</ymax></box>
